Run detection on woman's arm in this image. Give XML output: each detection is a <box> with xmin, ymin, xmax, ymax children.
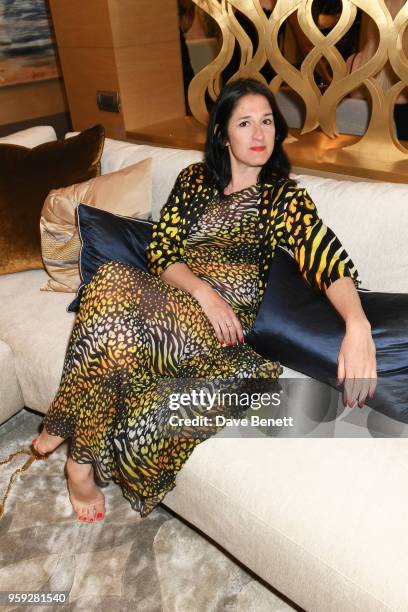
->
<box><xmin>146</xmin><ymin>166</ymin><xmax>243</xmax><ymax>345</ymax></box>
<box><xmin>326</xmin><ymin>277</ymin><xmax>376</xmax><ymax>407</ymax></box>
<box><xmin>280</xmin><ymin>186</ymin><xmax>377</xmax><ymax>406</ymax></box>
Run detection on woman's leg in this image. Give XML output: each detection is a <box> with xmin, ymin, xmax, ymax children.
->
<box><xmin>40</xmin><ymin>261</ymin><xmax>157</xmax><ymax>521</ymax></box>
<box><xmin>40</xmin><ymin>260</ymin><xmax>206</xmax><ymax>521</ymax></box>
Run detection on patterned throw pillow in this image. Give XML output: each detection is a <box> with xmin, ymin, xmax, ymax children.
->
<box><xmin>0</xmin><ymin>124</ymin><xmax>104</xmax><ymax>275</ymax></box>
<box><xmin>40</xmin><ymin>158</ymin><xmax>152</xmax><ymax>292</ymax></box>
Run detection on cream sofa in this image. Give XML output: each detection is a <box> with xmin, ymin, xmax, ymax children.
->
<box><xmin>1</xmin><ymin>127</ymin><xmax>408</xmax><ymax>612</ymax></box>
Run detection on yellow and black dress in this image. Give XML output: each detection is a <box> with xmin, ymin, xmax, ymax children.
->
<box><xmin>43</xmin><ymin>162</ymin><xmax>359</xmax><ymax>517</ymax></box>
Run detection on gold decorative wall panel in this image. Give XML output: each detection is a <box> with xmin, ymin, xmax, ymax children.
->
<box><xmin>189</xmin><ymin>0</ymin><xmax>408</xmax><ymax>165</ymax></box>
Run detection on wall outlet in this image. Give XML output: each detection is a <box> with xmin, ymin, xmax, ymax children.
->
<box><xmin>96</xmin><ymin>91</ymin><xmax>121</xmax><ymax>113</ymax></box>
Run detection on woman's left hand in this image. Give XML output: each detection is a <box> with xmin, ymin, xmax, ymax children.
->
<box><xmin>337</xmin><ymin>319</ymin><xmax>377</xmax><ymax>408</ymax></box>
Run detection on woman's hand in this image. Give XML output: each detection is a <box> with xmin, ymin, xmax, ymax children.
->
<box><xmin>160</xmin><ymin>262</ymin><xmax>243</xmax><ymax>345</ymax></box>
<box><xmin>193</xmin><ymin>285</ymin><xmax>244</xmax><ymax>346</ymax></box>
<box><xmin>337</xmin><ymin>319</ymin><xmax>377</xmax><ymax>408</ymax></box>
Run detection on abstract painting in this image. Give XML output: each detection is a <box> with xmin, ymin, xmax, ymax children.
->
<box><xmin>0</xmin><ymin>0</ymin><xmax>59</xmax><ymax>86</ymax></box>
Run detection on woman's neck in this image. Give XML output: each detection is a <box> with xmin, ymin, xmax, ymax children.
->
<box><xmin>224</xmin><ymin>164</ymin><xmax>260</xmax><ymax>195</ymax></box>
<box><xmin>224</xmin><ymin>179</ymin><xmax>258</xmax><ymax>196</ymax></box>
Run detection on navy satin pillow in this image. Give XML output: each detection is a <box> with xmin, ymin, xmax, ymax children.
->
<box><xmin>246</xmin><ymin>247</ymin><xmax>408</xmax><ymax>423</ymax></box>
<box><xmin>68</xmin><ymin>204</ymin><xmax>153</xmax><ymax>312</ymax></box>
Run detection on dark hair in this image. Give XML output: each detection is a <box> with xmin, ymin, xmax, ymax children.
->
<box><xmin>204</xmin><ymin>78</ymin><xmax>291</xmax><ymax>194</ymax></box>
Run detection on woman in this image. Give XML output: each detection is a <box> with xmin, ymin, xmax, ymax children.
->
<box><xmin>29</xmin><ymin>78</ymin><xmax>376</xmax><ymax>523</ymax></box>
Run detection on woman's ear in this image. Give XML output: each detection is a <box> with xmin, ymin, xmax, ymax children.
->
<box><xmin>215</xmin><ymin>123</ymin><xmax>229</xmax><ymax>147</ymax></box>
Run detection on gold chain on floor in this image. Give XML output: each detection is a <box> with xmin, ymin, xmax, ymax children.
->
<box><xmin>0</xmin><ymin>446</ymin><xmax>49</xmax><ymax>521</ymax></box>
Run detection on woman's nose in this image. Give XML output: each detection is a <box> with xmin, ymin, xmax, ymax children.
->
<box><xmin>253</xmin><ymin>124</ymin><xmax>264</xmax><ymax>140</ymax></box>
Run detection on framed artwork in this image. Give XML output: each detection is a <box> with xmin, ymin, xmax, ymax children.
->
<box><xmin>0</xmin><ymin>0</ymin><xmax>59</xmax><ymax>87</ymax></box>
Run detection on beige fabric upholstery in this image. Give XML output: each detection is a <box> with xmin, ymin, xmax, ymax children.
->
<box><xmin>0</xmin><ymin>270</ymin><xmax>75</xmax><ymax>412</ymax></box>
<box><xmin>40</xmin><ymin>158</ymin><xmax>152</xmax><ymax>292</ymax></box>
<box><xmin>81</xmin><ymin>134</ymin><xmax>408</xmax><ymax>292</ymax></box>
<box><xmin>65</xmin><ymin>133</ymin><xmax>203</xmax><ymax>222</ymax></box>
<box><xmin>294</xmin><ymin>173</ymin><xmax>408</xmax><ymax>293</ymax></box>
<box><xmin>0</xmin><ymin>339</ymin><xmax>24</xmax><ymax>424</ymax></box>
<box><xmin>163</xmin><ymin>437</ymin><xmax>408</xmax><ymax>612</ymax></box>
<box><xmin>0</xmin><ymin>126</ymin><xmax>57</xmax><ymax>147</ymax></box>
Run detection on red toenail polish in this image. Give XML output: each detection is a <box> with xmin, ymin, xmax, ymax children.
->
<box><xmin>96</xmin><ymin>512</ymin><xmax>103</xmax><ymax>519</ymax></box>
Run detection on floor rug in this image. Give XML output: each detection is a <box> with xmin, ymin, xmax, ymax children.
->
<box><xmin>0</xmin><ymin>410</ymin><xmax>298</xmax><ymax>612</ymax></box>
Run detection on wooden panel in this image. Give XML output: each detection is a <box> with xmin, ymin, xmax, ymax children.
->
<box><xmin>50</xmin><ymin>0</ymin><xmax>184</xmax><ymax>136</ymax></box>
<box><xmin>115</xmin><ymin>40</ymin><xmax>185</xmax><ymax>130</ymax></box>
<box><xmin>57</xmin><ymin>46</ymin><xmax>125</xmax><ymax>138</ymax></box>
<box><xmin>108</xmin><ymin>0</ymin><xmax>179</xmax><ymax>47</ymax></box>
<box><xmin>0</xmin><ymin>79</ymin><xmax>67</xmax><ymax>126</ymax></box>
<box><xmin>49</xmin><ymin>0</ymin><xmax>113</xmax><ymax>48</ymax></box>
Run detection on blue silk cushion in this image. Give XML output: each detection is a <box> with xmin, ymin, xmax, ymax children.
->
<box><xmin>68</xmin><ymin>203</ymin><xmax>153</xmax><ymax>312</ymax></box>
<box><xmin>246</xmin><ymin>247</ymin><xmax>408</xmax><ymax>424</ymax></box>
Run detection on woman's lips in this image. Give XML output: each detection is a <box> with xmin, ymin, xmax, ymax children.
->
<box><xmin>249</xmin><ymin>146</ymin><xmax>266</xmax><ymax>151</ymax></box>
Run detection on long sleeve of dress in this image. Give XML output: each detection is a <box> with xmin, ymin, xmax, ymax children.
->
<box><xmin>146</xmin><ymin>168</ymin><xmax>189</xmax><ymax>278</ymax></box>
<box><xmin>279</xmin><ymin>187</ymin><xmax>360</xmax><ymax>292</ymax></box>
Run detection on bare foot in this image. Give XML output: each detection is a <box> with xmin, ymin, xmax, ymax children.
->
<box><xmin>66</xmin><ymin>456</ymin><xmax>105</xmax><ymax>522</ymax></box>
<box><xmin>33</xmin><ymin>428</ymin><xmax>66</xmax><ymax>455</ymax></box>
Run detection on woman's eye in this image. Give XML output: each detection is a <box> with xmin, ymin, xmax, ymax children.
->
<box><xmin>238</xmin><ymin>121</ymin><xmax>249</xmax><ymax>127</ymax></box>
<box><xmin>263</xmin><ymin>118</ymin><xmax>273</xmax><ymax>125</ymax></box>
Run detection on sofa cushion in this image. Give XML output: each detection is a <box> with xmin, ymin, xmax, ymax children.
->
<box><xmin>0</xmin><ymin>270</ymin><xmax>76</xmax><ymax>413</ymax></box>
<box><xmin>0</xmin><ymin>126</ymin><xmax>57</xmax><ymax>147</ymax></box>
<box><xmin>69</xmin><ymin>132</ymin><xmax>408</xmax><ymax>292</ymax></box>
<box><xmin>293</xmin><ymin>173</ymin><xmax>408</xmax><ymax>293</ymax></box>
<box><xmin>68</xmin><ymin>204</ymin><xmax>153</xmax><ymax>311</ymax></box>
<box><xmin>0</xmin><ymin>339</ymin><xmax>24</xmax><ymax>425</ymax></box>
<box><xmin>65</xmin><ymin>133</ymin><xmax>203</xmax><ymax>221</ymax></box>
<box><xmin>0</xmin><ymin>124</ymin><xmax>104</xmax><ymax>276</ymax></box>
<box><xmin>40</xmin><ymin>158</ymin><xmax>152</xmax><ymax>293</ymax></box>
<box><xmin>163</xmin><ymin>436</ymin><xmax>408</xmax><ymax>612</ymax></box>
<box><xmin>247</xmin><ymin>247</ymin><xmax>408</xmax><ymax>423</ymax></box>
<box><xmin>99</xmin><ymin>138</ymin><xmax>203</xmax><ymax>222</ymax></box>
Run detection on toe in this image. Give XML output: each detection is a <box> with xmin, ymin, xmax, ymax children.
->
<box><xmin>87</xmin><ymin>506</ymin><xmax>96</xmax><ymax>523</ymax></box>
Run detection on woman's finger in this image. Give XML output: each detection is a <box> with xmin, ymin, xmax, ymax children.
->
<box><xmin>337</xmin><ymin>353</ymin><xmax>345</xmax><ymax>386</ymax></box>
<box><xmin>344</xmin><ymin>373</ymin><xmax>358</xmax><ymax>407</ymax></box>
<box><xmin>230</xmin><ymin>313</ymin><xmax>244</xmax><ymax>345</ymax></box>
<box><xmin>368</xmin><ymin>370</ymin><xmax>377</xmax><ymax>400</ymax></box>
<box><xmin>357</xmin><ymin>376</ymin><xmax>371</xmax><ymax>408</ymax></box>
<box><xmin>208</xmin><ymin>316</ymin><xmax>225</xmax><ymax>344</ymax></box>
<box><xmin>219</xmin><ymin>319</ymin><xmax>237</xmax><ymax>345</ymax></box>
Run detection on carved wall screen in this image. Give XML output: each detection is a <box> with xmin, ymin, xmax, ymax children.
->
<box><xmin>189</xmin><ymin>0</ymin><xmax>408</xmax><ymax>163</ymax></box>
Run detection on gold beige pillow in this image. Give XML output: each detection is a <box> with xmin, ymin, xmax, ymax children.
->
<box><xmin>40</xmin><ymin>158</ymin><xmax>152</xmax><ymax>292</ymax></box>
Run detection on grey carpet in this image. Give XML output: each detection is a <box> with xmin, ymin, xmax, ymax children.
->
<box><xmin>0</xmin><ymin>410</ymin><xmax>297</xmax><ymax>612</ymax></box>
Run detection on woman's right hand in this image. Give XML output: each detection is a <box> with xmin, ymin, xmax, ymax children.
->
<box><xmin>193</xmin><ymin>284</ymin><xmax>244</xmax><ymax>346</ymax></box>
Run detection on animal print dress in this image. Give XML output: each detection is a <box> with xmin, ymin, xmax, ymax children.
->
<box><xmin>43</xmin><ymin>184</ymin><xmax>282</xmax><ymax>517</ymax></box>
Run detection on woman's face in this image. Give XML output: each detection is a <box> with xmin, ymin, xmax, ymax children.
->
<box><xmin>225</xmin><ymin>93</ymin><xmax>276</xmax><ymax>174</ymax></box>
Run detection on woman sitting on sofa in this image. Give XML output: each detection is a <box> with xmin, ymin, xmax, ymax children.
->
<box><xmin>30</xmin><ymin>78</ymin><xmax>376</xmax><ymax>523</ymax></box>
